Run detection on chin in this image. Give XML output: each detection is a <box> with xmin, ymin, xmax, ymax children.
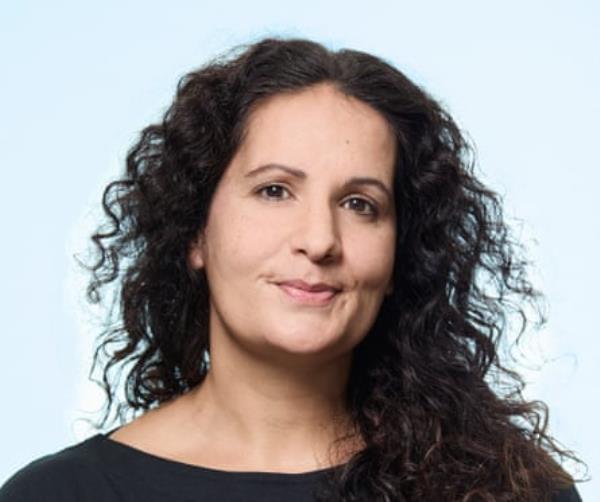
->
<box><xmin>263</xmin><ymin>328</ymin><xmax>345</xmax><ymax>356</ymax></box>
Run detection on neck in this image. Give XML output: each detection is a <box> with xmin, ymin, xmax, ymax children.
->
<box><xmin>181</xmin><ymin>328</ymin><xmax>362</xmax><ymax>471</ymax></box>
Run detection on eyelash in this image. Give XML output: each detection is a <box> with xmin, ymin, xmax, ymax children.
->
<box><xmin>256</xmin><ymin>184</ymin><xmax>379</xmax><ymax>217</ymax></box>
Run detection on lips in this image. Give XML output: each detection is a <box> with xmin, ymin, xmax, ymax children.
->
<box><xmin>278</xmin><ymin>279</ymin><xmax>341</xmax><ymax>293</ymax></box>
<box><xmin>276</xmin><ymin>279</ymin><xmax>341</xmax><ymax>306</ymax></box>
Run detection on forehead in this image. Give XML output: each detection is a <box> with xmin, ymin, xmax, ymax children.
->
<box><xmin>231</xmin><ymin>83</ymin><xmax>397</xmax><ymax>182</ymax></box>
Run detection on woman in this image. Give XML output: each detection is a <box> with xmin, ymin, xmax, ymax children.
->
<box><xmin>0</xmin><ymin>37</ymin><xmax>584</xmax><ymax>501</ymax></box>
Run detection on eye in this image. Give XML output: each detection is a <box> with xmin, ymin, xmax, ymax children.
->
<box><xmin>343</xmin><ymin>197</ymin><xmax>378</xmax><ymax>216</ymax></box>
<box><xmin>256</xmin><ymin>184</ymin><xmax>291</xmax><ymax>200</ymax></box>
<box><xmin>256</xmin><ymin>185</ymin><xmax>378</xmax><ymax>216</ymax></box>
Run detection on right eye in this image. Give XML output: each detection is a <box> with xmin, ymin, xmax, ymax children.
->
<box><xmin>256</xmin><ymin>184</ymin><xmax>291</xmax><ymax>200</ymax></box>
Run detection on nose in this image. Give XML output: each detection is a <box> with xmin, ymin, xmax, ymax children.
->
<box><xmin>290</xmin><ymin>200</ymin><xmax>342</xmax><ymax>263</ymax></box>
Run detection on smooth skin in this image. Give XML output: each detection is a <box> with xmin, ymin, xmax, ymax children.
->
<box><xmin>109</xmin><ymin>83</ymin><xmax>397</xmax><ymax>473</ymax></box>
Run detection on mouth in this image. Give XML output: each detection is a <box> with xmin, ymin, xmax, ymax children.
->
<box><xmin>276</xmin><ymin>283</ymin><xmax>341</xmax><ymax>306</ymax></box>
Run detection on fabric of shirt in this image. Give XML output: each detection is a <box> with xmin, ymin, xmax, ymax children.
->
<box><xmin>0</xmin><ymin>432</ymin><xmax>582</xmax><ymax>501</ymax></box>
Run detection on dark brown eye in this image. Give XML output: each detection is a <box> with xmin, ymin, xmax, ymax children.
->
<box><xmin>257</xmin><ymin>184</ymin><xmax>290</xmax><ymax>199</ymax></box>
<box><xmin>344</xmin><ymin>197</ymin><xmax>378</xmax><ymax>216</ymax></box>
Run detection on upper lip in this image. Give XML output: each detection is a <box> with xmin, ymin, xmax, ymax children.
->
<box><xmin>277</xmin><ymin>279</ymin><xmax>342</xmax><ymax>292</ymax></box>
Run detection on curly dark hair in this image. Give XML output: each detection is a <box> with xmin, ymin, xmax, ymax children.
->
<box><xmin>85</xmin><ymin>36</ymin><xmax>583</xmax><ymax>500</ymax></box>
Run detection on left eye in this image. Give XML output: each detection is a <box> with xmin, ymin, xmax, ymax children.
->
<box><xmin>343</xmin><ymin>197</ymin><xmax>377</xmax><ymax>216</ymax></box>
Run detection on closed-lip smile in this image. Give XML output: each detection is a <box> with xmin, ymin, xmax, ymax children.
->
<box><xmin>276</xmin><ymin>279</ymin><xmax>342</xmax><ymax>306</ymax></box>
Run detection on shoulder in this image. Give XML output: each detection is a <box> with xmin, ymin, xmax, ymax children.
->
<box><xmin>0</xmin><ymin>436</ymin><xmax>116</xmax><ymax>502</ymax></box>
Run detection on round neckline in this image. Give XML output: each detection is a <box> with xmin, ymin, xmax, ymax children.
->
<box><xmin>94</xmin><ymin>428</ymin><xmax>342</xmax><ymax>483</ymax></box>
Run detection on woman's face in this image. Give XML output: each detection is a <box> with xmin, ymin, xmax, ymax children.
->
<box><xmin>189</xmin><ymin>83</ymin><xmax>397</xmax><ymax>364</ymax></box>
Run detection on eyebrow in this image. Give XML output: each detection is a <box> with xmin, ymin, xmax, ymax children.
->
<box><xmin>244</xmin><ymin>163</ymin><xmax>393</xmax><ymax>202</ymax></box>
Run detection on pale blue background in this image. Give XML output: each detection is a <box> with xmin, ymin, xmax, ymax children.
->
<box><xmin>1</xmin><ymin>1</ymin><xmax>598</xmax><ymax>498</ymax></box>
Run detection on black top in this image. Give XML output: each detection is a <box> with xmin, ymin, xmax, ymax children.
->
<box><xmin>0</xmin><ymin>432</ymin><xmax>582</xmax><ymax>501</ymax></box>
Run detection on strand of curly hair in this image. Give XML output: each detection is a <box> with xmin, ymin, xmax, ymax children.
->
<box><xmin>82</xmin><ymin>37</ymin><xmax>584</xmax><ymax>501</ymax></box>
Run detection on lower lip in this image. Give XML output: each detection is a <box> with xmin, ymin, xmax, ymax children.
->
<box><xmin>277</xmin><ymin>284</ymin><xmax>339</xmax><ymax>306</ymax></box>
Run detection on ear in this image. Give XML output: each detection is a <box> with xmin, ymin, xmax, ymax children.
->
<box><xmin>187</xmin><ymin>232</ymin><xmax>206</xmax><ymax>270</ymax></box>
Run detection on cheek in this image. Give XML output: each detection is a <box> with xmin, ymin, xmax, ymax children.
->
<box><xmin>206</xmin><ymin>203</ymin><xmax>282</xmax><ymax>276</ymax></box>
<box><xmin>346</xmin><ymin>229</ymin><xmax>395</xmax><ymax>289</ymax></box>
